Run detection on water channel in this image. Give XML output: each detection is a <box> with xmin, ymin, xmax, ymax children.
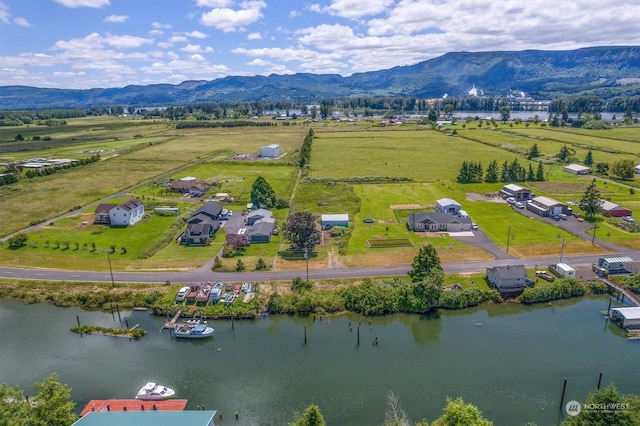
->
<box><xmin>0</xmin><ymin>297</ymin><xmax>638</xmax><ymax>426</ymax></box>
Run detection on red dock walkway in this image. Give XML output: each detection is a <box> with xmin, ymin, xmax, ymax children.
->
<box><xmin>79</xmin><ymin>399</ymin><xmax>188</xmax><ymax>416</ymax></box>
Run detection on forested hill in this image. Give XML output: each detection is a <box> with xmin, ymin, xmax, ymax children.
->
<box><xmin>2</xmin><ymin>46</ymin><xmax>640</xmax><ymax>109</ymax></box>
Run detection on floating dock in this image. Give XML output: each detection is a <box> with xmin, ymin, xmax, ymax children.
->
<box><xmin>162</xmin><ymin>310</ymin><xmax>182</xmax><ymax>330</ymax></box>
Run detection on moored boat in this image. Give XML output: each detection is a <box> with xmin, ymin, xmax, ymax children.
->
<box><xmin>135</xmin><ymin>382</ymin><xmax>176</xmax><ymax>400</ymax></box>
<box><xmin>174</xmin><ymin>322</ymin><xmax>214</xmax><ymax>339</ymax></box>
<box><xmin>196</xmin><ymin>283</ymin><xmax>212</xmax><ymax>303</ymax></box>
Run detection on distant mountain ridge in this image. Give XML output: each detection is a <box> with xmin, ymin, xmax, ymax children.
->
<box><xmin>2</xmin><ymin>46</ymin><xmax>640</xmax><ymax>109</ymax></box>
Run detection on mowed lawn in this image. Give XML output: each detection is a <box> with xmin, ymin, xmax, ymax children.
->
<box><xmin>309</xmin><ymin>128</ymin><xmax>525</xmax><ymax>181</ymax></box>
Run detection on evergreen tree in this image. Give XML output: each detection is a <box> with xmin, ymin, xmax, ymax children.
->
<box><xmin>536</xmin><ymin>162</ymin><xmax>545</xmax><ymax>181</ymax></box>
<box><xmin>584</xmin><ymin>150</ymin><xmax>594</xmax><ymax>166</ymax></box>
<box><xmin>408</xmin><ymin>244</ymin><xmax>444</xmax><ymax>284</ymax></box>
<box><xmin>251</xmin><ymin>176</ymin><xmax>277</xmax><ymax>208</ymax></box>
<box><xmin>558</xmin><ymin>144</ymin><xmax>570</xmax><ymax>163</ymax></box>
<box><xmin>484</xmin><ymin>160</ymin><xmax>499</xmax><ymax>183</ymax></box>
<box><xmin>290</xmin><ymin>404</ymin><xmax>327</xmax><ymax>426</ymax></box>
<box><xmin>527</xmin><ymin>143</ymin><xmax>541</xmax><ymax>159</ymax></box>
<box><xmin>578</xmin><ymin>179</ymin><xmax>602</xmax><ymax>219</ymax></box>
<box><xmin>527</xmin><ymin>164</ymin><xmax>535</xmax><ymax>181</ymax></box>
<box><xmin>432</xmin><ymin>397</ymin><xmax>493</xmax><ymax>426</ymax></box>
<box><xmin>500</xmin><ymin>160</ymin><xmax>509</xmax><ymax>182</ymax></box>
<box><xmin>31</xmin><ymin>373</ymin><xmax>78</xmax><ymax>426</ymax></box>
<box><xmin>564</xmin><ymin>384</ymin><xmax>640</xmax><ymax>426</ymax></box>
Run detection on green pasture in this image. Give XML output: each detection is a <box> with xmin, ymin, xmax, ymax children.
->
<box><xmin>0</xmin><ymin>214</ymin><xmax>178</xmax><ymax>270</ymax></box>
<box><xmin>514</xmin><ymin>127</ymin><xmax>640</xmax><ymax>155</ymax></box>
<box><xmin>309</xmin><ymin>128</ymin><xmax>528</xmax><ymax>182</ymax></box>
<box><xmin>290</xmin><ymin>181</ymin><xmax>361</xmax><ymax>215</ymax></box>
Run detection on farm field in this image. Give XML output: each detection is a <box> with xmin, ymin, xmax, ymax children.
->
<box><xmin>1</xmin><ymin>117</ymin><xmax>639</xmax><ymax>272</ymax></box>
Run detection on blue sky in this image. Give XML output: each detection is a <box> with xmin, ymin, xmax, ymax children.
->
<box><xmin>1</xmin><ymin>0</ymin><xmax>640</xmax><ymax>89</ymax></box>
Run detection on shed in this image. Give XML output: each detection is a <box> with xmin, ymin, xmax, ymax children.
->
<box><xmin>610</xmin><ymin>307</ymin><xmax>640</xmax><ymax>329</ymax></box>
<box><xmin>260</xmin><ymin>144</ymin><xmax>280</xmax><ymax>158</ymax></box>
<box><xmin>635</xmin><ymin>165</ymin><xmax>640</xmax><ymax>174</ymax></box>
<box><xmin>564</xmin><ymin>164</ymin><xmax>591</xmax><ymax>175</ymax></box>
<box><xmin>435</xmin><ymin>198</ymin><xmax>461</xmax><ymax>214</ymax></box>
<box><xmin>599</xmin><ymin>200</ymin><xmax>632</xmax><ymax>217</ymax></box>
<box><xmin>555</xmin><ymin>263</ymin><xmax>576</xmax><ymax>278</ymax></box>
<box><xmin>321</xmin><ymin>214</ymin><xmax>349</xmax><ymax>230</ymax></box>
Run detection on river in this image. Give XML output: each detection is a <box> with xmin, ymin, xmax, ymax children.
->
<box><xmin>0</xmin><ymin>297</ymin><xmax>638</xmax><ymax>426</ymax></box>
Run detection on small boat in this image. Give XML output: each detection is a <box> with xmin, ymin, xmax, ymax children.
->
<box><xmin>136</xmin><ymin>382</ymin><xmax>176</xmax><ymax>400</ymax></box>
<box><xmin>174</xmin><ymin>322</ymin><xmax>214</xmax><ymax>339</ymax></box>
<box><xmin>196</xmin><ymin>283</ymin><xmax>212</xmax><ymax>303</ymax></box>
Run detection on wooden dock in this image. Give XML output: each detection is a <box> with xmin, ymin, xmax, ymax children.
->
<box><xmin>601</xmin><ymin>278</ymin><xmax>640</xmax><ymax>307</ymax></box>
<box><xmin>162</xmin><ymin>310</ymin><xmax>182</xmax><ymax>330</ymax></box>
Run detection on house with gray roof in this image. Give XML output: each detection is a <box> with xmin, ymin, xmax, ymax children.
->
<box><xmin>407</xmin><ymin>212</ymin><xmax>472</xmax><ymax>232</ymax></box>
<box><xmin>435</xmin><ymin>198</ymin><xmax>462</xmax><ymax>214</ymax></box>
<box><xmin>486</xmin><ymin>264</ymin><xmax>533</xmax><ymax>297</ymax></box>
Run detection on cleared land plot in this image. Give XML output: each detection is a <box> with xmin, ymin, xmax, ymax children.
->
<box><xmin>310</xmin><ymin>128</ymin><xmax>528</xmax><ymax>181</ymax></box>
<box><xmin>290</xmin><ymin>181</ymin><xmax>361</xmax><ymax>215</ymax></box>
<box><xmin>514</xmin><ymin>127</ymin><xmax>640</xmax><ymax>155</ymax></box>
<box><xmin>367</xmin><ymin>238</ymin><xmax>414</xmax><ymax>248</ymax></box>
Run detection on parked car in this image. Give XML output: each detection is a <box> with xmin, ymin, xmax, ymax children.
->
<box><xmin>623</xmin><ymin>216</ymin><xmax>635</xmax><ymax>223</ymax></box>
<box><xmin>576</xmin><ymin>216</ymin><xmax>584</xmax><ymax>222</ymax></box>
<box><xmin>558</xmin><ymin>214</ymin><xmax>567</xmax><ymax>220</ymax></box>
<box><xmin>506</xmin><ymin>197</ymin><xmax>516</xmax><ymax>204</ymax></box>
<box><xmin>471</xmin><ymin>223</ymin><xmax>478</xmax><ymax>230</ymax></box>
<box><xmin>514</xmin><ymin>202</ymin><xmax>525</xmax><ymax>209</ymax></box>
<box><xmin>175</xmin><ymin>286</ymin><xmax>190</xmax><ymax>302</ymax></box>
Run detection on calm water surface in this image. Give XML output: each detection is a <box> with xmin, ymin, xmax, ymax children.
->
<box><xmin>0</xmin><ymin>297</ymin><xmax>638</xmax><ymax>426</ymax></box>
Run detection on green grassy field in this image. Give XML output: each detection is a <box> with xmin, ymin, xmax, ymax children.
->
<box><xmin>2</xmin><ymin>117</ymin><xmax>640</xmax><ymax>271</ymax></box>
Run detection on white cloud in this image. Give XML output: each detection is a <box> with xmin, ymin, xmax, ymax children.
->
<box><xmin>0</xmin><ymin>2</ymin><xmax>10</xmax><ymax>24</ymax></box>
<box><xmin>288</xmin><ymin>10</ymin><xmax>300</xmax><ymax>18</ymax></box>
<box><xmin>14</xmin><ymin>17</ymin><xmax>32</xmax><ymax>27</ymax></box>
<box><xmin>200</xmin><ymin>0</ymin><xmax>266</xmax><ymax>32</ymax></box>
<box><xmin>247</xmin><ymin>58</ymin><xmax>270</xmax><ymax>66</ymax></box>
<box><xmin>185</xmin><ymin>30</ymin><xmax>207</xmax><ymax>38</ymax></box>
<box><xmin>309</xmin><ymin>0</ymin><xmax>393</xmax><ymax>20</ymax></box>
<box><xmin>190</xmin><ymin>54</ymin><xmax>206</xmax><ymax>61</ymax></box>
<box><xmin>104</xmin><ymin>15</ymin><xmax>129</xmax><ymax>23</ymax></box>
<box><xmin>103</xmin><ymin>35</ymin><xmax>153</xmax><ymax>49</ymax></box>
<box><xmin>152</xmin><ymin>22</ymin><xmax>172</xmax><ymax>30</ymax></box>
<box><xmin>232</xmin><ymin>45</ymin><xmax>346</xmax><ymax>72</ymax></box>
<box><xmin>54</xmin><ymin>0</ymin><xmax>109</xmax><ymax>8</ymax></box>
<box><xmin>181</xmin><ymin>43</ymin><xmax>203</xmax><ymax>53</ymax></box>
<box><xmin>195</xmin><ymin>0</ymin><xmax>232</xmax><ymax>6</ymax></box>
<box><xmin>247</xmin><ymin>32</ymin><xmax>262</xmax><ymax>40</ymax></box>
<box><xmin>169</xmin><ymin>35</ymin><xmax>189</xmax><ymax>43</ymax></box>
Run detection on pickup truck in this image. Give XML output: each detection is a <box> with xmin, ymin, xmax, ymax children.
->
<box><xmin>535</xmin><ymin>271</ymin><xmax>555</xmax><ymax>282</ymax></box>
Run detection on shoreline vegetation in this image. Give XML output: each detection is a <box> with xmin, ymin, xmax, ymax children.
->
<box><xmin>0</xmin><ymin>272</ymin><xmax>635</xmax><ymax>320</ymax></box>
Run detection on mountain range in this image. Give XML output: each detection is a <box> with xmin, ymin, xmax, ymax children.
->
<box><xmin>2</xmin><ymin>46</ymin><xmax>640</xmax><ymax>110</ymax></box>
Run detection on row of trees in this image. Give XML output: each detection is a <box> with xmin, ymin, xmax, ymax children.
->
<box><xmin>457</xmin><ymin>159</ymin><xmax>545</xmax><ymax>184</ymax></box>
<box><xmin>298</xmin><ymin>128</ymin><xmax>314</xmax><ymax>169</ymax></box>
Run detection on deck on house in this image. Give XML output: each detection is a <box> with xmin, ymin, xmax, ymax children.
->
<box><xmin>79</xmin><ymin>399</ymin><xmax>188</xmax><ymax>416</ymax></box>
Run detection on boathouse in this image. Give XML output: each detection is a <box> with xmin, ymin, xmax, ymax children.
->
<box><xmin>610</xmin><ymin>307</ymin><xmax>640</xmax><ymax>329</ymax></box>
<box><xmin>73</xmin><ymin>410</ymin><xmax>217</xmax><ymax>425</ymax></box>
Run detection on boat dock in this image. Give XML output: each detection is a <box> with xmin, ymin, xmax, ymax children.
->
<box><xmin>79</xmin><ymin>399</ymin><xmax>188</xmax><ymax>416</ymax></box>
<box><xmin>601</xmin><ymin>277</ymin><xmax>640</xmax><ymax>307</ymax></box>
<box><xmin>162</xmin><ymin>310</ymin><xmax>182</xmax><ymax>330</ymax></box>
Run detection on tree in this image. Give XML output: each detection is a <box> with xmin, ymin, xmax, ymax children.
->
<box><xmin>0</xmin><ymin>383</ymin><xmax>32</xmax><ymax>423</ymax></box>
<box><xmin>290</xmin><ymin>404</ymin><xmax>326</xmax><ymax>426</ymax></box>
<box><xmin>283</xmin><ymin>211</ymin><xmax>321</xmax><ymax>251</ymax></box>
<box><xmin>564</xmin><ymin>384</ymin><xmax>640</xmax><ymax>426</ymax></box>
<box><xmin>427</xmin><ymin>108</ymin><xmax>438</xmax><ymax>122</ymax></box>
<box><xmin>443</xmin><ymin>103</ymin><xmax>454</xmax><ymax>119</ymax></box>
<box><xmin>292</xmin><ymin>277</ymin><xmax>312</xmax><ymax>293</ymax></box>
<box><xmin>610</xmin><ymin>159</ymin><xmax>635</xmax><ymax>180</ymax></box>
<box><xmin>212</xmin><ymin>256</ymin><xmax>222</xmax><ymax>270</ymax></box>
<box><xmin>408</xmin><ymin>244</ymin><xmax>444</xmax><ymax>284</ymax></box>
<box><xmin>382</xmin><ymin>391</ymin><xmax>411</xmax><ymax>426</ymax></box>
<box><xmin>235</xmin><ymin>259</ymin><xmax>245</xmax><ymax>272</ymax></box>
<box><xmin>226</xmin><ymin>233</ymin><xmax>249</xmax><ymax>250</ymax></box>
<box><xmin>536</xmin><ymin>162</ymin><xmax>545</xmax><ymax>181</ymax></box>
<box><xmin>7</xmin><ymin>233</ymin><xmax>28</xmax><ymax>249</ymax></box>
<box><xmin>557</xmin><ymin>144</ymin><xmax>570</xmax><ymax>163</ymax></box>
<box><xmin>499</xmin><ymin>106</ymin><xmax>510</xmax><ymax>123</ymax></box>
<box><xmin>30</xmin><ymin>373</ymin><xmax>78</xmax><ymax>426</ymax></box>
<box><xmin>432</xmin><ymin>397</ymin><xmax>493</xmax><ymax>426</ymax></box>
<box><xmin>527</xmin><ymin>143</ymin><xmax>541</xmax><ymax>159</ymax></box>
<box><xmin>251</xmin><ymin>176</ymin><xmax>277</xmax><ymax>208</ymax></box>
<box><xmin>584</xmin><ymin>150</ymin><xmax>594</xmax><ymax>166</ymax></box>
<box><xmin>255</xmin><ymin>258</ymin><xmax>267</xmax><ymax>270</ymax></box>
<box><xmin>484</xmin><ymin>160</ymin><xmax>499</xmax><ymax>183</ymax></box>
<box><xmin>578</xmin><ymin>179</ymin><xmax>602</xmax><ymax>219</ymax></box>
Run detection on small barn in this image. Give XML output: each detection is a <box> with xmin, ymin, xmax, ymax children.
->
<box><xmin>435</xmin><ymin>198</ymin><xmax>461</xmax><ymax>214</ymax></box>
<box><xmin>599</xmin><ymin>200</ymin><xmax>632</xmax><ymax>217</ymax></box>
<box><xmin>321</xmin><ymin>214</ymin><xmax>349</xmax><ymax>230</ymax></box>
<box><xmin>564</xmin><ymin>164</ymin><xmax>591</xmax><ymax>175</ymax></box>
<box><xmin>499</xmin><ymin>184</ymin><xmax>533</xmax><ymax>201</ymax></box>
<box><xmin>610</xmin><ymin>307</ymin><xmax>640</xmax><ymax>329</ymax></box>
<box><xmin>260</xmin><ymin>144</ymin><xmax>280</xmax><ymax>158</ymax></box>
<box><xmin>526</xmin><ymin>196</ymin><xmax>567</xmax><ymax>217</ymax></box>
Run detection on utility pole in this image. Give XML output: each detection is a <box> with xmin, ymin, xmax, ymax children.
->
<box><xmin>107</xmin><ymin>251</ymin><xmax>115</xmax><ymax>288</ymax></box>
<box><xmin>304</xmin><ymin>248</ymin><xmax>309</xmax><ymax>281</ymax></box>
<box><xmin>559</xmin><ymin>238</ymin><xmax>566</xmax><ymax>263</ymax></box>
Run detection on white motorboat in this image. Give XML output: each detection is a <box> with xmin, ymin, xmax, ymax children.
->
<box><xmin>174</xmin><ymin>322</ymin><xmax>214</xmax><ymax>339</ymax></box>
<box><xmin>135</xmin><ymin>382</ymin><xmax>176</xmax><ymax>400</ymax></box>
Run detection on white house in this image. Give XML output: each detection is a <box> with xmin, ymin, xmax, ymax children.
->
<box><xmin>108</xmin><ymin>199</ymin><xmax>145</xmax><ymax>226</ymax></box>
<box><xmin>635</xmin><ymin>164</ymin><xmax>640</xmax><ymax>174</ymax></box>
<box><xmin>435</xmin><ymin>198</ymin><xmax>461</xmax><ymax>214</ymax></box>
<box><xmin>260</xmin><ymin>144</ymin><xmax>280</xmax><ymax>158</ymax></box>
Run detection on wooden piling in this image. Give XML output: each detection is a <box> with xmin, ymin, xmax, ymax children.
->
<box><xmin>607</xmin><ymin>297</ymin><xmax>612</xmax><ymax>315</ymax></box>
<box><xmin>559</xmin><ymin>378</ymin><xmax>567</xmax><ymax>410</ymax></box>
<box><xmin>357</xmin><ymin>326</ymin><xmax>360</xmax><ymax>346</ymax></box>
<box><xmin>304</xmin><ymin>326</ymin><xmax>307</xmax><ymax>345</ymax></box>
<box><xmin>125</xmin><ymin>319</ymin><xmax>129</xmax><ymax>330</ymax></box>
<box><xmin>597</xmin><ymin>372</ymin><xmax>602</xmax><ymax>390</ymax></box>
<box><xmin>76</xmin><ymin>315</ymin><xmax>81</xmax><ymax>327</ymax></box>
